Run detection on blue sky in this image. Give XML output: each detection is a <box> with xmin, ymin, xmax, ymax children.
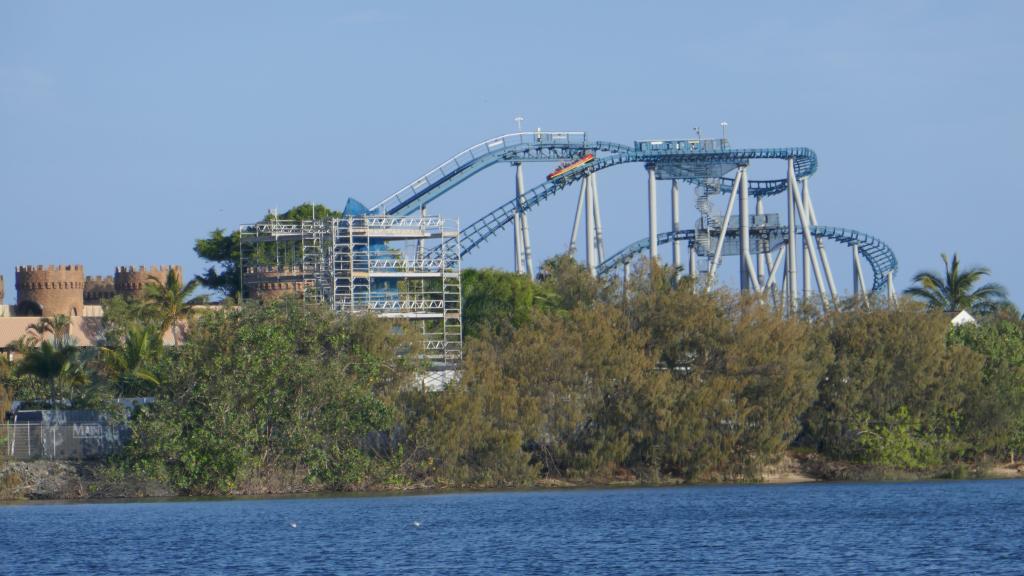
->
<box><xmin>2</xmin><ymin>1</ymin><xmax>1022</xmax><ymax>304</ymax></box>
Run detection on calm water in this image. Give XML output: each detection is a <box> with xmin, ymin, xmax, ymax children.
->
<box><xmin>2</xmin><ymin>479</ymin><xmax>1022</xmax><ymax>575</ymax></box>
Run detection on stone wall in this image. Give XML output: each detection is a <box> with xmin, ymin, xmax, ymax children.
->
<box><xmin>15</xmin><ymin>265</ymin><xmax>85</xmax><ymax>317</ymax></box>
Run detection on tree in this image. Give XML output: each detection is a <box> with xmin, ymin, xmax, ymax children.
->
<box><xmin>99</xmin><ymin>324</ymin><xmax>163</xmax><ymax>398</ymax></box>
<box><xmin>25</xmin><ymin>314</ymin><xmax>71</xmax><ymax>346</ymax></box>
<box><xmin>195</xmin><ymin>203</ymin><xmax>342</xmax><ymax>298</ymax></box>
<box><xmin>460</xmin><ymin>268</ymin><xmax>552</xmax><ymax>338</ymax></box>
<box><xmin>904</xmin><ymin>253</ymin><xmax>1009</xmax><ymax>315</ymax></box>
<box><xmin>15</xmin><ymin>338</ymin><xmax>84</xmax><ymax>410</ymax></box>
<box><xmin>144</xmin><ymin>268</ymin><xmax>207</xmax><ymax>346</ymax></box>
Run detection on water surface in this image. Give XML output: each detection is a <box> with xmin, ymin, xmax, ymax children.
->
<box><xmin>2</xmin><ymin>479</ymin><xmax>1022</xmax><ymax>574</ymax></box>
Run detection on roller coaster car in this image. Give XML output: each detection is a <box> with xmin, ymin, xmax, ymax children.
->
<box><xmin>546</xmin><ymin>153</ymin><xmax>595</xmax><ymax>181</ymax></box>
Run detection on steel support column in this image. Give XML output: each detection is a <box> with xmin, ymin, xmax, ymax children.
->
<box><xmin>586</xmin><ymin>172</ymin><xmax>597</xmax><ymax>276</ymax></box>
<box><xmin>671</xmin><ymin>179</ymin><xmax>681</xmax><ymax>271</ymax></box>
<box><xmin>516</xmin><ymin>162</ymin><xmax>534</xmax><ymax>278</ymax></box>
<box><xmin>706</xmin><ymin>173</ymin><xmax>742</xmax><ymax>289</ymax></box>
<box><xmin>569</xmin><ymin>178</ymin><xmax>586</xmax><ymax>255</ymax></box>
<box><xmin>647</xmin><ymin>164</ymin><xmax>657</xmax><ymax>264</ymax></box>
<box><xmin>592</xmin><ymin>174</ymin><xmax>605</xmax><ymax>263</ymax></box>
<box><xmin>738</xmin><ymin>167</ymin><xmax>761</xmax><ymax>292</ymax></box>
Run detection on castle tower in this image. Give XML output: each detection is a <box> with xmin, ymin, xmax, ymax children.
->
<box><xmin>84</xmin><ymin>275</ymin><xmax>116</xmax><ymax>304</ymax></box>
<box><xmin>243</xmin><ymin>266</ymin><xmax>304</xmax><ymax>302</ymax></box>
<box><xmin>15</xmin><ymin>265</ymin><xmax>86</xmax><ymax>317</ymax></box>
<box><xmin>0</xmin><ymin>274</ymin><xmax>4</xmax><ymax>303</ymax></box>
<box><xmin>114</xmin><ymin>265</ymin><xmax>183</xmax><ymax>300</ymax></box>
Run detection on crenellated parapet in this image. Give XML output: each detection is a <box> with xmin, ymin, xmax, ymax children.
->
<box><xmin>114</xmin><ymin>265</ymin><xmax>183</xmax><ymax>300</ymax></box>
<box><xmin>84</xmin><ymin>275</ymin><xmax>116</xmax><ymax>304</ymax></box>
<box><xmin>243</xmin><ymin>266</ymin><xmax>304</xmax><ymax>302</ymax></box>
<box><xmin>15</xmin><ymin>264</ymin><xmax>86</xmax><ymax>316</ymax></box>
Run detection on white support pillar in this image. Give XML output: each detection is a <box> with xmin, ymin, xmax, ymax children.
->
<box><xmin>586</xmin><ymin>172</ymin><xmax>597</xmax><ymax>276</ymax></box>
<box><xmin>516</xmin><ymin>163</ymin><xmax>534</xmax><ymax>278</ymax></box>
<box><xmin>802</xmin><ymin>179</ymin><xmax>838</xmax><ymax>304</ymax></box>
<box><xmin>756</xmin><ymin>196</ymin><xmax>766</xmax><ymax>287</ymax></box>
<box><xmin>887</xmin><ymin>271</ymin><xmax>897</xmax><ymax>305</ymax></box>
<box><xmin>671</xmin><ymin>179</ymin><xmax>681</xmax><ymax>271</ymax></box>
<box><xmin>516</xmin><ymin>162</ymin><xmax>524</xmax><ymax>272</ymax></box>
<box><xmin>689</xmin><ymin>243</ymin><xmax>698</xmax><ymax>279</ymax></box>
<box><xmin>852</xmin><ymin>244</ymin><xmax>868</xmax><ymax>302</ymax></box>
<box><xmin>591</xmin><ymin>174</ymin><xmax>605</xmax><ymax>263</ymax></box>
<box><xmin>786</xmin><ymin>159</ymin><xmax>799</xmax><ymax>312</ymax></box>
<box><xmin>762</xmin><ymin>244</ymin><xmax>786</xmax><ymax>294</ymax></box>
<box><xmin>568</xmin><ymin>178</ymin><xmax>586</xmax><ymax>255</ymax></box>
<box><xmin>647</xmin><ymin>164</ymin><xmax>658</xmax><ymax>264</ymax></box>
<box><xmin>738</xmin><ymin>167</ymin><xmax>761</xmax><ymax>293</ymax></box>
<box><xmin>791</xmin><ymin>184</ymin><xmax>830</xmax><ymax>309</ymax></box>
<box><xmin>706</xmin><ymin>173</ymin><xmax>742</xmax><ymax>289</ymax></box>
<box><xmin>802</xmin><ymin>179</ymin><xmax>811</xmax><ymax>301</ymax></box>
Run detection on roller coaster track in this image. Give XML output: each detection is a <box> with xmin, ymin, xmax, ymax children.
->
<box><xmin>596</xmin><ymin>226</ymin><xmax>898</xmax><ymax>293</ymax></box>
<box><xmin>373</xmin><ymin>132</ymin><xmax>815</xmax><ymax>219</ymax></box>
<box><xmin>372</xmin><ymin>131</ymin><xmax>892</xmax><ymax>294</ymax></box>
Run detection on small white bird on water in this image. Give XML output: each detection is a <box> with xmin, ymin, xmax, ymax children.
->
<box><xmin>412</xmin><ymin>521</ymin><xmax>422</xmax><ymax>528</ymax></box>
<box><xmin>289</xmin><ymin>521</ymin><xmax>299</xmax><ymax>528</ymax></box>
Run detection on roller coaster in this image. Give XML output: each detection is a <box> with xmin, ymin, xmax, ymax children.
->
<box><xmin>239</xmin><ymin>129</ymin><xmax>897</xmax><ymax>384</ymax></box>
<box><xmin>370</xmin><ymin>130</ymin><xmax>897</xmax><ymax>308</ymax></box>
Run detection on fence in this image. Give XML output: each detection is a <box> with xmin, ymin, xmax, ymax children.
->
<box><xmin>3</xmin><ymin>422</ymin><xmax>128</xmax><ymax>460</ymax></box>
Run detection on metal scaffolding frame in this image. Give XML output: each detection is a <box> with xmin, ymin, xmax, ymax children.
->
<box><xmin>240</xmin><ymin>215</ymin><xmax>462</xmax><ymax>387</ymax></box>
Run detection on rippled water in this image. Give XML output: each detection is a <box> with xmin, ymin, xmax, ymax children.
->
<box><xmin>2</xmin><ymin>479</ymin><xmax>1022</xmax><ymax>575</ymax></box>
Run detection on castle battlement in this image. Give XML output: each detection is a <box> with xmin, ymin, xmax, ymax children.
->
<box><xmin>14</xmin><ymin>264</ymin><xmax>86</xmax><ymax>316</ymax></box>
<box><xmin>114</xmin><ymin>264</ymin><xmax>183</xmax><ymax>299</ymax></box>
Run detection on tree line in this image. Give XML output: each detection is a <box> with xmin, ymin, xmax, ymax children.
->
<box><xmin>3</xmin><ymin>252</ymin><xmax>1022</xmax><ymax>495</ymax></box>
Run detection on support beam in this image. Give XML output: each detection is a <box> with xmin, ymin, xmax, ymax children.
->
<box><xmin>738</xmin><ymin>167</ymin><xmax>761</xmax><ymax>292</ymax></box>
<box><xmin>689</xmin><ymin>243</ymin><xmax>698</xmax><ymax>279</ymax></box>
<box><xmin>706</xmin><ymin>173</ymin><xmax>742</xmax><ymax>289</ymax></box>
<box><xmin>671</xmin><ymin>179</ymin><xmax>681</xmax><ymax>271</ymax></box>
<box><xmin>791</xmin><ymin>184</ymin><xmax>831</xmax><ymax>309</ymax></box>
<box><xmin>586</xmin><ymin>172</ymin><xmax>596</xmax><ymax>276</ymax></box>
<box><xmin>786</xmin><ymin>160</ymin><xmax>799</xmax><ymax>312</ymax></box>
<box><xmin>802</xmin><ymin>179</ymin><xmax>838</xmax><ymax>304</ymax></box>
<box><xmin>762</xmin><ymin>244</ymin><xmax>786</xmax><ymax>293</ymax></box>
<box><xmin>852</xmin><ymin>244</ymin><xmax>868</xmax><ymax>302</ymax></box>
<box><xmin>568</xmin><ymin>178</ymin><xmax>586</xmax><ymax>255</ymax></box>
<box><xmin>802</xmin><ymin>180</ymin><xmax>811</xmax><ymax>301</ymax></box>
<box><xmin>591</xmin><ymin>174</ymin><xmax>605</xmax><ymax>263</ymax></box>
<box><xmin>516</xmin><ymin>162</ymin><xmax>534</xmax><ymax>278</ymax></box>
<box><xmin>756</xmin><ymin>196</ymin><xmax>766</xmax><ymax>287</ymax></box>
<box><xmin>647</xmin><ymin>164</ymin><xmax>658</xmax><ymax>264</ymax></box>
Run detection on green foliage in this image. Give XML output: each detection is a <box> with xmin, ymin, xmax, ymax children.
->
<box><xmin>855</xmin><ymin>406</ymin><xmax>957</xmax><ymax>469</ymax></box>
<box><xmin>121</xmin><ymin>299</ymin><xmax>417</xmax><ymax>494</ymax></box>
<box><xmin>194</xmin><ymin>203</ymin><xmax>341</xmax><ymax>298</ymax></box>
<box><xmin>803</xmin><ymin>304</ymin><xmax>983</xmax><ymax>464</ymax></box>
<box><xmin>948</xmin><ymin>319</ymin><xmax>1024</xmax><ymax>459</ymax></box>
<box><xmin>143</xmin><ymin>267</ymin><xmax>207</xmax><ymax>345</ymax></box>
<box><xmin>461</xmin><ymin>268</ymin><xmax>552</xmax><ymax>338</ymax></box>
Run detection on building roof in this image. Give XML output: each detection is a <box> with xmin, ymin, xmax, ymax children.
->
<box><xmin>0</xmin><ymin>316</ymin><xmax>180</xmax><ymax>349</ymax></box>
<box><xmin>951</xmin><ymin>310</ymin><xmax>977</xmax><ymax>326</ymax></box>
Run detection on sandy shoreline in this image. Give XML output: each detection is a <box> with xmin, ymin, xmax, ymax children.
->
<box><xmin>2</xmin><ymin>456</ymin><xmax>1021</xmax><ymax>503</ymax></box>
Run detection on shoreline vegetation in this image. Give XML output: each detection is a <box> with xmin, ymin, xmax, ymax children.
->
<box><xmin>3</xmin><ymin>256</ymin><xmax>1024</xmax><ymax>502</ymax></box>
<box><xmin>2</xmin><ymin>454</ymin><xmax>1022</xmax><ymax>502</ymax></box>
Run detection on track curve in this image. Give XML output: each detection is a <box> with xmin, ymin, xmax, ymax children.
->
<box><xmin>596</xmin><ymin>226</ymin><xmax>897</xmax><ymax>293</ymax></box>
<box><xmin>373</xmin><ymin>132</ymin><xmax>817</xmax><ymax>222</ymax></box>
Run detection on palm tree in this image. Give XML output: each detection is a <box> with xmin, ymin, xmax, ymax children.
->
<box><xmin>16</xmin><ymin>338</ymin><xmax>82</xmax><ymax>410</ymax></box>
<box><xmin>99</xmin><ymin>324</ymin><xmax>162</xmax><ymax>398</ymax></box>
<box><xmin>25</xmin><ymin>314</ymin><xmax>72</xmax><ymax>346</ymax></box>
<box><xmin>144</xmin><ymin>268</ymin><xmax>207</xmax><ymax>345</ymax></box>
<box><xmin>904</xmin><ymin>253</ymin><xmax>1009</xmax><ymax>315</ymax></box>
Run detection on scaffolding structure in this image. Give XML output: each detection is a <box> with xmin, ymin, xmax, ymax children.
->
<box><xmin>240</xmin><ymin>215</ymin><xmax>462</xmax><ymax>386</ymax></box>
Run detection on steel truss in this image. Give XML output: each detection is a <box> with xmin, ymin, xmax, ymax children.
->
<box><xmin>240</xmin><ymin>216</ymin><xmax>463</xmax><ymax>387</ymax></box>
